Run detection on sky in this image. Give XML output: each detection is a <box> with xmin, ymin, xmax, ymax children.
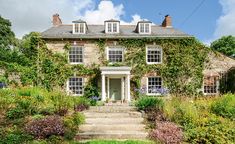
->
<box><xmin>0</xmin><ymin>0</ymin><xmax>234</xmax><ymax>44</ymax></box>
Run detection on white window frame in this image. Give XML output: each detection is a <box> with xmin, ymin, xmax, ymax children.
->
<box><xmin>139</xmin><ymin>23</ymin><xmax>151</xmax><ymax>34</ymax></box>
<box><xmin>106</xmin><ymin>47</ymin><xmax>124</xmax><ymax>63</ymax></box>
<box><xmin>146</xmin><ymin>46</ymin><xmax>163</xmax><ymax>64</ymax></box>
<box><xmin>73</xmin><ymin>23</ymin><xmax>86</xmax><ymax>34</ymax></box>
<box><xmin>203</xmin><ymin>76</ymin><xmax>219</xmax><ymax>95</ymax></box>
<box><xmin>146</xmin><ymin>76</ymin><xmax>163</xmax><ymax>96</ymax></box>
<box><xmin>105</xmin><ymin>22</ymin><xmax>120</xmax><ymax>33</ymax></box>
<box><xmin>68</xmin><ymin>46</ymin><xmax>84</xmax><ymax>65</ymax></box>
<box><xmin>67</xmin><ymin>77</ymin><xmax>84</xmax><ymax>96</ymax></box>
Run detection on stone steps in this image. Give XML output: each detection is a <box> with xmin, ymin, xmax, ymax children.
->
<box><xmin>79</xmin><ymin>124</ymin><xmax>146</xmax><ymax>132</ymax></box>
<box><xmin>85</xmin><ymin>117</ymin><xmax>144</xmax><ymax>124</ymax></box>
<box><xmin>88</xmin><ymin>106</ymin><xmax>136</xmax><ymax>113</ymax></box>
<box><xmin>76</xmin><ymin>105</ymin><xmax>147</xmax><ymax>140</ymax></box>
<box><xmin>83</xmin><ymin>112</ymin><xmax>142</xmax><ymax>118</ymax></box>
<box><xmin>76</xmin><ymin>131</ymin><xmax>148</xmax><ymax>140</ymax></box>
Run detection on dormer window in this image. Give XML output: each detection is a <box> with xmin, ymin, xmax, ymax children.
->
<box><xmin>72</xmin><ymin>20</ymin><xmax>87</xmax><ymax>34</ymax></box>
<box><xmin>137</xmin><ymin>21</ymin><xmax>152</xmax><ymax>34</ymax></box>
<box><xmin>105</xmin><ymin>19</ymin><xmax>120</xmax><ymax>34</ymax></box>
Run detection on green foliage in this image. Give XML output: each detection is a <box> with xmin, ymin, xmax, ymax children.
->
<box><xmin>185</xmin><ymin>116</ymin><xmax>235</xmax><ymax>144</ymax></box>
<box><xmin>96</xmin><ymin>38</ymin><xmax>208</xmax><ymax>96</ymax></box>
<box><xmin>211</xmin><ymin>35</ymin><xmax>235</xmax><ymax>58</ymax></box>
<box><xmin>0</xmin><ymin>131</ymin><xmax>33</xmax><ymax>144</ymax></box>
<box><xmin>211</xmin><ymin>94</ymin><xmax>235</xmax><ymax>119</ymax></box>
<box><xmin>163</xmin><ymin>96</ymin><xmax>235</xmax><ymax>143</ymax></box>
<box><xmin>6</xmin><ymin>107</ymin><xmax>26</xmax><ymax>119</ymax></box>
<box><xmin>0</xmin><ymin>15</ymin><xmax>16</xmax><ymax>48</ymax></box>
<box><xmin>164</xmin><ymin>97</ymin><xmax>199</xmax><ymax>128</ymax></box>
<box><xmin>73</xmin><ymin>97</ymin><xmax>90</xmax><ymax>111</ymax></box>
<box><xmin>50</xmin><ymin>91</ymin><xmax>72</xmax><ymax>116</ymax></box>
<box><xmin>135</xmin><ymin>96</ymin><xmax>164</xmax><ymax>111</ymax></box>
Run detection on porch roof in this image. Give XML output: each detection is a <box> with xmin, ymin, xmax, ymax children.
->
<box><xmin>100</xmin><ymin>67</ymin><xmax>131</xmax><ymax>75</ymax></box>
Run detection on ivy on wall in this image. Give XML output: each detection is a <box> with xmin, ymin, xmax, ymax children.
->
<box><xmin>97</xmin><ymin>38</ymin><xmax>209</xmax><ymax>96</ymax></box>
<box><xmin>0</xmin><ymin>35</ymin><xmax>209</xmax><ymax>97</ymax></box>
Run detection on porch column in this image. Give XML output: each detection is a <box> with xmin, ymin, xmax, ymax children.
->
<box><xmin>101</xmin><ymin>74</ymin><xmax>106</xmax><ymax>101</ymax></box>
<box><xmin>121</xmin><ymin>77</ymin><xmax>125</xmax><ymax>102</ymax></box>
<box><xmin>126</xmin><ymin>74</ymin><xmax>131</xmax><ymax>102</ymax></box>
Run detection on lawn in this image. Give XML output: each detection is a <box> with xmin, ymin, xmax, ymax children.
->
<box><xmin>77</xmin><ymin>140</ymin><xmax>154</xmax><ymax>144</ymax></box>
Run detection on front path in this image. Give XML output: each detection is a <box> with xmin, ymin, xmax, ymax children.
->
<box><xmin>75</xmin><ymin>104</ymin><xmax>148</xmax><ymax>140</ymax></box>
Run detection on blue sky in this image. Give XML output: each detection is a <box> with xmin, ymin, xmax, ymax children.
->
<box><xmin>108</xmin><ymin>0</ymin><xmax>222</xmax><ymax>41</ymax></box>
<box><xmin>0</xmin><ymin>0</ymin><xmax>234</xmax><ymax>44</ymax></box>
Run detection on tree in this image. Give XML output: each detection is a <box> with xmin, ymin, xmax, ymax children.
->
<box><xmin>211</xmin><ymin>35</ymin><xmax>235</xmax><ymax>58</ymax></box>
<box><xmin>0</xmin><ymin>15</ymin><xmax>16</xmax><ymax>48</ymax></box>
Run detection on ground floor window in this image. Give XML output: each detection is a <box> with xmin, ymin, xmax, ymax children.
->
<box><xmin>203</xmin><ymin>76</ymin><xmax>218</xmax><ymax>95</ymax></box>
<box><xmin>147</xmin><ymin>77</ymin><xmax>162</xmax><ymax>94</ymax></box>
<box><xmin>68</xmin><ymin>77</ymin><xmax>83</xmax><ymax>95</ymax></box>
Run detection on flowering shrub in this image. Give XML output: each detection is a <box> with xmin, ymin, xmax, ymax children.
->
<box><xmin>89</xmin><ymin>96</ymin><xmax>100</xmax><ymax>106</ymax></box>
<box><xmin>149</xmin><ymin>121</ymin><xmax>183</xmax><ymax>144</ymax></box>
<box><xmin>74</xmin><ymin>97</ymin><xmax>90</xmax><ymax>112</ymax></box>
<box><xmin>135</xmin><ymin>96</ymin><xmax>164</xmax><ymax>111</ymax></box>
<box><xmin>25</xmin><ymin>116</ymin><xmax>64</xmax><ymax>139</ymax></box>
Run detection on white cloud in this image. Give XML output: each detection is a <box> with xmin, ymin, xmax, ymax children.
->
<box><xmin>0</xmin><ymin>0</ymin><xmax>146</xmax><ymax>38</ymax></box>
<box><xmin>205</xmin><ymin>0</ymin><xmax>235</xmax><ymax>45</ymax></box>
<box><xmin>81</xmin><ymin>1</ymin><xmax>124</xmax><ymax>24</ymax></box>
<box><xmin>214</xmin><ymin>0</ymin><xmax>235</xmax><ymax>37</ymax></box>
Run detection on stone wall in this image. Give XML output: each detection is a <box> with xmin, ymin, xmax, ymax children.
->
<box><xmin>46</xmin><ymin>40</ymin><xmax>102</xmax><ymax>66</ymax></box>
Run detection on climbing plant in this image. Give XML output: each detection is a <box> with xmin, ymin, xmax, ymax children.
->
<box><xmin>96</xmin><ymin>38</ymin><xmax>209</xmax><ymax>96</ymax></box>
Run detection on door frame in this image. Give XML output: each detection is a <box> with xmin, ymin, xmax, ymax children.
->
<box><xmin>108</xmin><ymin>77</ymin><xmax>123</xmax><ymax>101</ymax></box>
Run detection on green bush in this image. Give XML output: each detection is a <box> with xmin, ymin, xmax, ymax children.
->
<box><xmin>50</xmin><ymin>91</ymin><xmax>72</xmax><ymax>116</ymax></box>
<box><xmin>73</xmin><ymin>97</ymin><xmax>90</xmax><ymax>112</ymax></box>
<box><xmin>185</xmin><ymin>116</ymin><xmax>235</xmax><ymax>144</ymax></box>
<box><xmin>164</xmin><ymin>97</ymin><xmax>199</xmax><ymax>128</ymax></box>
<box><xmin>135</xmin><ymin>96</ymin><xmax>164</xmax><ymax>111</ymax></box>
<box><xmin>211</xmin><ymin>94</ymin><xmax>235</xmax><ymax>119</ymax></box>
<box><xmin>6</xmin><ymin>107</ymin><xmax>26</xmax><ymax>119</ymax></box>
<box><xmin>0</xmin><ymin>131</ymin><xmax>33</xmax><ymax>144</ymax></box>
<box><xmin>63</xmin><ymin>113</ymin><xmax>84</xmax><ymax>140</ymax></box>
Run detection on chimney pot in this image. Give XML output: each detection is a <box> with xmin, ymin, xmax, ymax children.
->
<box><xmin>162</xmin><ymin>15</ymin><xmax>172</xmax><ymax>28</ymax></box>
<box><xmin>52</xmin><ymin>13</ymin><xmax>62</xmax><ymax>27</ymax></box>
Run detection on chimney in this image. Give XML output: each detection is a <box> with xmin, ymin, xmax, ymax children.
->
<box><xmin>162</xmin><ymin>15</ymin><xmax>172</xmax><ymax>28</ymax></box>
<box><xmin>52</xmin><ymin>13</ymin><xmax>62</xmax><ymax>27</ymax></box>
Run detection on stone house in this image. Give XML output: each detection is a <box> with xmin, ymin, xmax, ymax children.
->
<box><xmin>41</xmin><ymin>14</ymin><xmax>235</xmax><ymax>102</ymax></box>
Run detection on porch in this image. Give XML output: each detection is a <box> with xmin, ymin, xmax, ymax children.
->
<box><xmin>100</xmin><ymin>67</ymin><xmax>131</xmax><ymax>102</ymax></box>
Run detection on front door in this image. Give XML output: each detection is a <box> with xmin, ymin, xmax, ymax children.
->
<box><xmin>109</xmin><ymin>78</ymin><xmax>121</xmax><ymax>101</ymax></box>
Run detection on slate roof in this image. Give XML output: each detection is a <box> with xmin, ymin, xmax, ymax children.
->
<box><xmin>41</xmin><ymin>24</ymin><xmax>192</xmax><ymax>39</ymax></box>
<box><xmin>203</xmin><ymin>51</ymin><xmax>235</xmax><ymax>76</ymax></box>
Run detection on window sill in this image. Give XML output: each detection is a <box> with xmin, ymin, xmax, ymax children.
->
<box><xmin>69</xmin><ymin>62</ymin><xmax>84</xmax><ymax>65</ymax></box>
<box><xmin>146</xmin><ymin>62</ymin><xmax>162</xmax><ymax>65</ymax></box>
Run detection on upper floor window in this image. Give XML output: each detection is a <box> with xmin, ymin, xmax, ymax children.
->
<box><xmin>203</xmin><ymin>76</ymin><xmax>219</xmax><ymax>95</ymax></box>
<box><xmin>105</xmin><ymin>20</ymin><xmax>120</xmax><ymax>33</ymax></box>
<box><xmin>107</xmin><ymin>47</ymin><xmax>124</xmax><ymax>63</ymax></box>
<box><xmin>147</xmin><ymin>77</ymin><xmax>162</xmax><ymax>95</ymax></box>
<box><xmin>138</xmin><ymin>21</ymin><xmax>151</xmax><ymax>34</ymax></box>
<box><xmin>146</xmin><ymin>46</ymin><xmax>162</xmax><ymax>64</ymax></box>
<box><xmin>72</xmin><ymin>20</ymin><xmax>86</xmax><ymax>34</ymax></box>
<box><xmin>69</xmin><ymin>46</ymin><xmax>83</xmax><ymax>64</ymax></box>
<box><xmin>68</xmin><ymin>77</ymin><xmax>83</xmax><ymax>96</ymax></box>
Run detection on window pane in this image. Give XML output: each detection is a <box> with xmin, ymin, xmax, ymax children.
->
<box><xmin>108</xmin><ymin>23</ymin><xmax>112</xmax><ymax>32</ymax></box>
<box><xmin>203</xmin><ymin>76</ymin><xmax>217</xmax><ymax>94</ymax></box>
<box><xmin>80</xmin><ymin>23</ymin><xmax>84</xmax><ymax>33</ymax></box>
<box><xmin>145</xmin><ymin>23</ymin><xmax>150</xmax><ymax>33</ymax></box>
<box><xmin>148</xmin><ymin>77</ymin><xmax>162</xmax><ymax>94</ymax></box>
<box><xmin>108</xmin><ymin>48</ymin><xmax>123</xmax><ymax>63</ymax></box>
<box><xmin>69</xmin><ymin>77</ymin><xmax>83</xmax><ymax>95</ymax></box>
<box><xmin>140</xmin><ymin>23</ymin><xmax>144</xmax><ymax>33</ymax></box>
<box><xmin>113</xmin><ymin>23</ymin><xmax>117</xmax><ymax>32</ymax></box>
<box><xmin>69</xmin><ymin>46</ymin><xmax>83</xmax><ymax>63</ymax></box>
<box><xmin>75</xmin><ymin>24</ymin><xmax>79</xmax><ymax>33</ymax></box>
<box><xmin>147</xmin><ymin>48</ymin><xmax>162</xmax><ymax>63</ymax></box>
